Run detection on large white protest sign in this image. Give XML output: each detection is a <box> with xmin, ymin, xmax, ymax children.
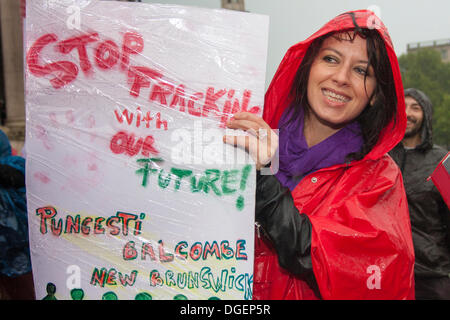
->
<box><xmin>24</xmin><ymin>0</ymin><xmax>268</xmax><ymax>300</ymax></box>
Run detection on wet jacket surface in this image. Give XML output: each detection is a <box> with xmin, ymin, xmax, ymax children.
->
<box><xmin>253</xmin><ymin>10</ymin><xmax>415</xmax><ymax>300</ymax></box>
<box><xmin>389</xmin><ymin>89</ymin><xmax>450</xmax><ymax>280</ymax></box>
<box><xmin>0</xmin><ymin>130</ymin><xmax>30</xmax><ymax>277</ymax></box>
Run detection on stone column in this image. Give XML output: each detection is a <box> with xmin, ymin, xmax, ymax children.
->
<box><xmin>0</xmin><ymin>0</ymin><xmax>26</xmax><ymax>143</ymax></box>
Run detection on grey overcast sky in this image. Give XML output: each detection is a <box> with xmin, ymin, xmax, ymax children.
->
<box><xmin>142</xmin><ymin>0</ymin><xmax>450</xmax><ymax>87</ymax></box>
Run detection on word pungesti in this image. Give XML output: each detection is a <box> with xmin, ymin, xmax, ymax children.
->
<box><xmin>26</xmin><ymin>30</ymin><xmax>261</xmax><ymax>127</ymax></box>
<box><xmin>35</xmin><ymin>206</ymin><xmax>146</xmax><ymax>237</ymax></box>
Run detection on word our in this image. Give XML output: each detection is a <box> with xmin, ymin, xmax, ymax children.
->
<box><xmin>109</xmin><ymin>130</ymin><xmax>159</xmax><ymax>158</ymax></box>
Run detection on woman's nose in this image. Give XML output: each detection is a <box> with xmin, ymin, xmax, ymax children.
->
<box><xmin>332</xmin><ymin>65</ymin><xmax>350</xmax><ymax>86</ymax></box>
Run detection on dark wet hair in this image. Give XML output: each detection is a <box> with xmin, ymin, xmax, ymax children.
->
<box><xmin>289</xmin><ymin>23</ymin><xmax>397</xmax><ymax>161</ymax></box>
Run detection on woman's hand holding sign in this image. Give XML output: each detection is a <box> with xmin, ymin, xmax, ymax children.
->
<box><xmin>223</xmin><ymin>112</ymin><xmax>278</xmax><ymax>170</ymax></box>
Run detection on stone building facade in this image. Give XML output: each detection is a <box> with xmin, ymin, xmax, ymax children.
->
<box><xmin>407</xmin><ymin>39</ymin><xmax>450</xmax><ymax>63</ymax></box>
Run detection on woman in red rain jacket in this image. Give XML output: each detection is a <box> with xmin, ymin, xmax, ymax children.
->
<box><xmin>224</xmin><ymin>10</ymin><xmax>415</xmax><ymax>299</ymax></box>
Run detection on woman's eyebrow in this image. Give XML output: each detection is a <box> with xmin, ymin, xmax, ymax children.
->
<box><xmin>322</xmin><ymin>47</ymin><xmax>369</xmax><ymax>64</ymax></box>
<box><xmin>322</xmin><ymin>47</ymin><xmax>342</xmax><ymax>56</ymax></box>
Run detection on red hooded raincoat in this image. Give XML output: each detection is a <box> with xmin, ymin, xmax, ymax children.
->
<box><xmin>254</xmin><ymin>10</ymin><xmax>415</xmax><ymax>300</ymax></box>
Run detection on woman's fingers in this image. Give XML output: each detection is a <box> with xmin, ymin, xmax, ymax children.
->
<box><xmin>223</xmin><ymin>134</ymin><xmax>254</xmax><ymax>152</ymax></box>
<box><xmin>230</xmin><ymin>112</ymin><xmax>270</xmax><ymax>129</ymax></box>
<box><xmin>226</xmin><ymin>112</ymin><xmax>272</xmax><ymax>138</ymax></box>
<box><xmin>223</xmin><ymin>112</ymin><xmax>278</xmax><ymax>169</ymax></box>
<box><xmin>226</xmin><ymin>119</ymin><xmax>260</xmax><ymax>137</ymax></box>
<box><xmin>223</xmin><ymin>133</ymin><xmax>275</xmax><ymax>169</ymax></box>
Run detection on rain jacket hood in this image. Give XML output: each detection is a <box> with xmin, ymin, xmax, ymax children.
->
<box><xmin>0</xmin><ymin>130</ymin><xmax>25</xmax><ymax>175</ymax></box>
<box><xmin>0</xmin><ymin>130</ymin><xmax>30</xmax><ymax>277</ymax></box>
<box><xmin>254</xmin><ymin>10</ymin><xmax>415</xmax><ymax>300</ymax></box>
<box><xmin>404</xmin><ymin>88</ymin><xmax>434</xmax><ymax>151</ymax></box>
<box><xmin>263</xmin><ymin>10</ymin><xmax>406</xmax><ymax>162</ymax></box>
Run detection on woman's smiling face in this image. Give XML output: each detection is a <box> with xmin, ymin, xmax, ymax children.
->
<box><xmin>306</xmin><ymin>33</ymin><xmax>377</xmax><ymax>131</ymax></box>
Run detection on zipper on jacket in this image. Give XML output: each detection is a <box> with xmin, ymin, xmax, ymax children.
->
<box><xmin>255</xmin><ymin>221</ymin><xmax>270</xmax><ymax>241</ymax></box>
<box><xmin>255</xmin><ymin>221</ymin><xmax>275</xmax><ymax>247</ymax></box>
<box><xmin>255</xmin><ymin>221</ymin><xmax>262</xmax><ymax>239</ymax></box>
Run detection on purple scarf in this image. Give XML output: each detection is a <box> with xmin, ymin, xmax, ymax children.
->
<box><xmin>275</xmin><ymin>105</ymin><xmax>364</xmax><ymax>191</ymax></box>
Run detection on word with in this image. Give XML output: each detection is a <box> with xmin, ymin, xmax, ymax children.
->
<box><xmin>26</xmin><ymin>30</ymin><xmax>261</xmax><ymax>127</ymax></box>
<box><xmin>36</xmin><ymin>206</ymin><xmax>146</xmax><ymax>237</ymax></box>
<box><xmin>110</xmin><ymin>130</ymin><xmax>159</xmax><ymax>158</ymax></box>
<box><xmin>90</xmin><ymin>267</ymin><xmax>138</xmax><ymax>288</ymax></box>
<box><xmin>135</xmin><ymin>159</ymin><xmax>252</xmax><ymax>210</ymax></box>
<box><xmin>150</xmin><ymin>266</ymin><xmax>253</xmax><ymax>300</ymax></box>
<box><xmin>122</xmin><ymin>239</ymin><xmax>248</xmax><ymax>262</ymax></box>
<box><xmin>114</xmin><ymin>105</ymin><xmax>168</xmax><ymax>130</ymax></box>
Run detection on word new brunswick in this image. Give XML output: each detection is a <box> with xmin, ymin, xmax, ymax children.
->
<box><xmin>36</xmin><ymin>206</ymin><xmax>253</xmax><ymax>298</ymax></box>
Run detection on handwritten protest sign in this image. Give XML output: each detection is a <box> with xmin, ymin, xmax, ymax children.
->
<box><xmin>24</xmin><ymin>0</ymin><xmax>268</xmax><ymax>300</ymax></box>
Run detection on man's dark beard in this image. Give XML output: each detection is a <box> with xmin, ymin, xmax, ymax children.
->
<box><xmin>404</xmin><ymin>120</ymin><xmax>422</xmax><ymax>138</ymax></box>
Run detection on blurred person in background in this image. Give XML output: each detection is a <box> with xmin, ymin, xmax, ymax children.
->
<box><xmin>389</xmin><ymin>88</ymin><xmax>450</xmax><ymax>300</ymax></box>
<box><xmin>0</xmin><ymin>129</ymin><xmax>34</xmax><ymax>300</ymax></box>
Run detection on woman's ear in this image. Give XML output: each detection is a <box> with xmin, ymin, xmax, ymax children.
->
<box><xmin>369</xmin><ymin>93</ymin><xmax>378</xmax><ymax>107</ymax></box>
